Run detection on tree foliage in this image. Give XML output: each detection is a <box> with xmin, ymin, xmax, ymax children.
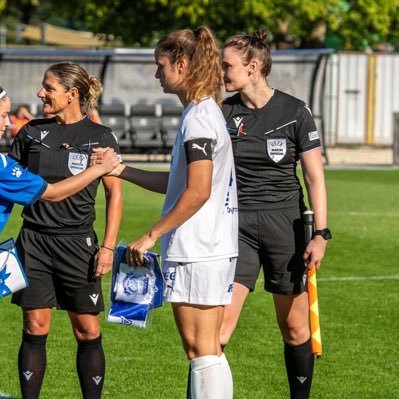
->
<box><xmin>1</xmin><ymin>0</ymin><xmax>399</xmax><ymax>51</ymax></box>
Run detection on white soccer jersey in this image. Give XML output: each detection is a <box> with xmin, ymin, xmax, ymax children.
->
<box><xmin>161</xmin><ymin>97</ymin><xmax>238</xmax><ymax>262</ymax></box>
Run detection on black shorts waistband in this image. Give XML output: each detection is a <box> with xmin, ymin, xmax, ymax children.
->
<box><xmin>22</xmin><ymin>221</ymin><xmax>93</xmax><ymax>236</ymax></box>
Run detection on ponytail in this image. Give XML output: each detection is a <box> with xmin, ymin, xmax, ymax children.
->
<box><xmin>156</xmin><ymin>26</ymin><xmax>223</xmax><ymax>104</ymax></box>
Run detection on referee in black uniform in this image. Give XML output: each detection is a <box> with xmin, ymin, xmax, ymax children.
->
<box><xmin>216</xmin><ymin>32</ymin><xmax>330</xmax><ymax>399</ymax></box>
<box><xmin>9</xmin><ymin>62</ymin><xmax>122</xmax><ymax>398</ymax></box>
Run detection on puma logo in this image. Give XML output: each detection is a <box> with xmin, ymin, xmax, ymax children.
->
<box><xmin>192</xmin><ymin>142</ymin><xmax>208</xmax><ymax>156</ymax></box>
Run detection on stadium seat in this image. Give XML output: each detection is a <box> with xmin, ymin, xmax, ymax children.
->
<box><xmin>99</xmin><ymin>104</ymin><xmax>133</xmax><ymax>149</ymax></box>
<box><xmin>130</xmin><ymin>104</ymin><xmax>163</xmax><ymax>153</ymax></box>
<box><xmin>160</xmin><ymin>104</ymin><xmax>183</xmax><ymax>148</ymax></box>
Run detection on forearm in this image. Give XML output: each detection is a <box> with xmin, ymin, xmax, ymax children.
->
<box><xmin>42</xmin><ymin>165</ymin><xmax>104</xmax><ymax>202</ymax></box>
<box><xmin>118</xmin><ymin>165</ymin><xmax>169</xmax><ymax>194</ymax></box>
<box><xmin>307</xmin><ymin>182</ymin><xmax>327</xmax><ymax>229</ymax></box>
<box><xmin>102</xmin><ymin>179</ymin><xmax>123</xmax><ymax>248</ymax></box>
<box><xmin>149</xmin><ymin>186</ymin><xmax>209</xmax><ymax>240</ymax></box>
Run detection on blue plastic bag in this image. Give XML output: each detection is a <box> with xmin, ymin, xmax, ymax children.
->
<box><xmin>107</xmin><ymin>244</ymin><xmax>163</xmax><ymax>327</ymax></box>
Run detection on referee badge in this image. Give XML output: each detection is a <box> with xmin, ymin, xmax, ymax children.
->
<box><xmin>68</xmin><ymin>152</ymin><xmax>88</xmax><ymax>175</ymax></box>
<box><xmin>267</xmin><ymin>139</ymin><xmax>286</xmax><ymax>163</ymax></box>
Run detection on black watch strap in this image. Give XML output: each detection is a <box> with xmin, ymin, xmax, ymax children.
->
<box><xmin>314</xmin><ymin>228</ymin><xmax>332</xmax><ymax>240</ymax></box>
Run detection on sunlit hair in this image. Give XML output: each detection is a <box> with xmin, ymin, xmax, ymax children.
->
<box><xmin>223</xmin><ymin>31</ymin><xmax>272</xmax><ymax>78</ymax></box>
<box><xmin>155</xmin><ymin>26</ymin><xmax>223</xmax><ymax>104</ymax></box>
<box><xmin>0</xmin><ymin>86</ymin><xmax>8</xmax><ymax>102</ymax></box>
<box><xmin>46</xmin><ymin>62</ymin><xmax>103</xmax><ymax>111</ymax></box>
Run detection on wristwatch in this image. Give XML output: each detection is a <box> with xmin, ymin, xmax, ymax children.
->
<box><xmin>314</xmin><ymin>228</ymin><xmax>332</xmax><ymax>240</ymax></box>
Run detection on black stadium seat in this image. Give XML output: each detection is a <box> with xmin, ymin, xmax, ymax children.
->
<box><xmin>99</xmin><ymin>104</ymin><xmax>132</xmax><ymax>149</ymax></box>
<box><xmin>130</xmin><ymin>104</ymin><xmax>163</xmax><ymax>152</ymax></box>
<box><xmin>160</xmin><ymin>104</ymin><xmax>183</xmax><ymax>148</ymax></box>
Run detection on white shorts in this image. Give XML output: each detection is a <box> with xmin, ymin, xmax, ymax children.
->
<box><xmin>162</xmin><ymin>257</ymin><xmax>237</xmax><ymax>305</ymax></box>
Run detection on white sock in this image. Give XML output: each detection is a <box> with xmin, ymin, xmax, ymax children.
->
<box><xmin>219</xmin><ymin>353</ymin><xmax>233</xmax><ymax>399</ymax></box>
<box><xmin>190</xmin><ymin>355</ymin><xmax>223</xmax><ymax>399</ymax></box>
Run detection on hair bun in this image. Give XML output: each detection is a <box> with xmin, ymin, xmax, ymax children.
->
<box><xmin>253</xmin><ymin>31</ymin><xmax>268</xmax><ymax>43</ymax></box>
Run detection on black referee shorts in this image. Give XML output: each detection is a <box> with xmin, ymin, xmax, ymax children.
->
<box><xmin>236</xmin><ymin>205</ymin><xmax>307</xmax><ymax>295</ymax></box>
<box><xmin>12</xmin><ymin>227</ymin><xmax>104</xmax><ymax>313</ymax></box>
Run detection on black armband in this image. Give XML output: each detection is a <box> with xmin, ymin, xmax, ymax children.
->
<box><xmin>184</xmin><ymin>138</ymin><xmax>213</xmax><ymax>164</ymax></box>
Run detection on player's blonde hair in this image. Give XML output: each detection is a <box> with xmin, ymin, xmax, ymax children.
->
<box><xmin>0</xmin><ymin>86</ymin><xmax>8</xmax><ymax>103</ymax></box>
<box><xmin>46</xmin><ymin>62</ymin><xmax>103</xmax><ymax>112</ymax></box>
<box><xmin>223</xmin><ymin>31</ymin><xmax>272</xmax><ymax>79</ymax></box>
<box><xmin>155</xmin><ymin>26</ymin><xmax>223</xmax><ymax>104</ymax></box>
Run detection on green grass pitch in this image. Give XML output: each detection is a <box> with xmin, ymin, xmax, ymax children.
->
<box><xmin>0</xmin><ymin>168</ymin><xmax>398</xmax><ymax>398</ymax></box>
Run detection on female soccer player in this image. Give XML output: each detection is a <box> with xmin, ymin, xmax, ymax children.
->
<box><xmin>96</xmin><ymin>26</ymin><xmax>238</xmax><ymax>399</ymax></box>
<box><xmin>8</xmin><ymin>62</ymin><xmax>123</xmax><ymax>398</ymax></box>
<box><xmin>219</xmin><ymin>32</ymin><xmax>330</xmax><ymax>399</ymax></box>
<box><xmin>0</xmin><ymin>86</ymin><xmax>119</xmax><ymax>234</ymax></box>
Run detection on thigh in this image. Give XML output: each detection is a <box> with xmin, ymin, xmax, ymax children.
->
<box><xmin>234</xmin><ymin>211</ymin><xmax>262</xmax><ymax>291</ymax></box>
<box><xmin>273</xmin><ymin>292</ymin><xmax>310</xmax><ymax>344</ymax></box>
<box><xmin>12</xmin><ymin>228</ymin><xmax>57</xmax><ymax>308</ymax></box>
<box><xmin>52</xmin><ymin>231</ymin><xmax>104</xmax><ymax>313</ymax></box>
<box><xmin>172</xmin><ymin>302</ymin><xmax>223</xmax><ymax>359</ymax></box>
<box><xmin>163</xmin><ymin>258</ymin><xmax>236</xmax><ymax>306</ymax></box>
<box><xmin>260</xmin><ymin>207</ymin><xmax>307</xmax><ymax>295</ymax></box>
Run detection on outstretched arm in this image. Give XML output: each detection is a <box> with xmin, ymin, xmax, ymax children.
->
<box><xmin>41</xmin><ymin>148</ymin><xmax>119</xmax><ymax>202</ymax></box>
<box><xmin>91</xmin><ymin>148</ymin><xmax>169</xmax><ymax>194</ymax></box>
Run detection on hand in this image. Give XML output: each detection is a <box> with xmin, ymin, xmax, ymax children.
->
<box><xmin>94</xmin><ymin>246</ymin><xmax>114</xmax><ymax>278</ymax></box>
<box><xmin>126</xmin><ymin>232</ymin><xmax>156</xmax><ymax>266</ymax></box>
<box><xmin>303</xmin><ymin>235</ymin><xmax>327</xmax><ymax>270</ymax></box>
<box><xmin>91</xmin><ymin>147</ymin><xmax>124</xmax><ymax>176</ymax></box>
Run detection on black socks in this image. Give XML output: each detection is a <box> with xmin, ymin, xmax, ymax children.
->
<box><xmin>18</xmin><ymin>331</ymin><xmax>47</xmax><ymax>399</ymax></box>
<box><xmin>76</xmin><ymin>334</ymin><xmax>105</xmax><ymax>399</ymax></box>
<box><xmin>284</xmin><ymin>339</ymin><xmax>314</xmax><ymax>399</ymax></box>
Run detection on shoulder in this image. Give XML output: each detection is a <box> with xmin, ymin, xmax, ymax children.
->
<box><xmin>274</xmin><ymin>90</ymin><xmax>306</xmax><ymax>110</ymax></box>
<box><xmin>222</xmin><ymin>93</ymin><xmax>241</xmax><ymax>107</ymax></box>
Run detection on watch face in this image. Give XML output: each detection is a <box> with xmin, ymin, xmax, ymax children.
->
<box><xmin>315</xmin><ymin>228</ymin><xmax>332</xmax><ymax>240</ymax></box>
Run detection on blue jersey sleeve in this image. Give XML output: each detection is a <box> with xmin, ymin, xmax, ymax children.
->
<box><xmin>0</xmin><ymin>154</ymin><xmax>47</xmax><ymax>206</ymax></box>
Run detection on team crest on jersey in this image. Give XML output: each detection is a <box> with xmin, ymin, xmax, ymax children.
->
<box><xmin>68</xmin><ymin>152</ymin><xmax>88</xmax><ymax>175</ymax></box>
<box><xmin>267</xmin><ymin>139</ymin><xmax>286</xmax><ymax>163</ymax></box>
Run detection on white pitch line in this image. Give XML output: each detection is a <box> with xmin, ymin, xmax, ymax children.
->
<box><xmin>0</xmin><ymin>391</ymin><xmax>15</xmax><ymax>399</ymax></box>
<box><xmin>318</xmin><ymin>275</ymin><xmax>399</xmax><ymax>282</ymax></box>
<box><xmin>330</xmin><ymin>211</ymin><xmax>399</xmax><ymax>217</ymax></box>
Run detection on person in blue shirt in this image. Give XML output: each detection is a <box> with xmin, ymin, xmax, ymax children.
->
<box><xmin>0</xmin><ymin>86</ymin><xmax>119</xmax><ymax>235</ymax></box>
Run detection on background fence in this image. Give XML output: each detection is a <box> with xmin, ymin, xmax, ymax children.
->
<box><xmin>1</xmin><ymin>48</ymin><xmax>398</xmax><ymax>156</ymax></box>
<box><xmin>0</xmin><ymin>48</ymin><xmax>330</xmax><ymax>155</ymax></box>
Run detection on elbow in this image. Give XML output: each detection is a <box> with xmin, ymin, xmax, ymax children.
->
<box><xmin>195</xmin><ymin>189</ymin><xmax>211</xmax><ymax>208</ymax></box>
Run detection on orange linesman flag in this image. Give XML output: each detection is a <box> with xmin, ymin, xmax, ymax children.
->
<box><xmin>308</xmin><ymin>264</ymin><xmax>322</xmax><ymax>357</ymax></box>
<box><xmin>303</xmin><ymin>210</ymin><xmax>322</xmax><ymax>358</ymax></box>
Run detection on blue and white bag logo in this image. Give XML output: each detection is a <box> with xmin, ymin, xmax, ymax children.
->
<box><xmin>107</xmin><ymin>245</ymin><xmax>163</xmax><ymax>328</ymax></box>
<box><xmin>0</xmin><ymin>238</ymin><xmax>28</xmax><ymax>298</ymax></box>
<box><xmin>68</xmin><ymin>152</ymin><xmax>88</xmax><ymax>175</ymax></box>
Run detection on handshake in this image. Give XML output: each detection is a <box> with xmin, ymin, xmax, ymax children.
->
<box><xmin>90</xmin><ymin>147</ymin><xmax>124</xmax><ymax>177</ymax></box>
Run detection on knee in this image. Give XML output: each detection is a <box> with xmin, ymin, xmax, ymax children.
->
<box><xmin>280</xmin><ymin>323</ymin><xmax>310</xmax><ymax>345</ymax></box>
<box><xmin>73</xmin><ymin>326</ymin><xmax>100</xmax><ymax>342</ymax></box>
<box><xmin>23</xmin><ymin>313</ymin><xmax>50</xmax><ymax>335</ymax></box>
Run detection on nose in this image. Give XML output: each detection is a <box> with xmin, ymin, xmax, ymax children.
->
<box><xmin>4</xmin><ymin>115</ymin><xmax>10</xmax><ymax>128</ymax></box>
<box><xmin>37</xmin><ymin>88</ymin><xmax>45</xmax><ymax>98</ymax></box>
<box><xmin>155</xmin><ymin>67</ymin><xmax>160</xmax><ymax>79</ymax></box>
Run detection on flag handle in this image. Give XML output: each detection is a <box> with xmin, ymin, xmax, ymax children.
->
<box><xmin>303</xmin><ymin>210</ymin><xmax>322</xmax><ymax>358</ymax></box>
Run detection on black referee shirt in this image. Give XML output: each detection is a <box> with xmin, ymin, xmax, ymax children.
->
<box><xmin>222</xmin><ymin>90</ymin><xmax>321</xmax><ymax>209</ymax></box>
<box><xmin>8</xmin><ymin>116</ymin><xmax>120</xmax><ymax>231</ymax></box>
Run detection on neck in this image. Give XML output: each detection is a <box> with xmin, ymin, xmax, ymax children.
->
<box><xmin>240</xmin><ymin>82</ymin><xmax>274</xmax><ymax>109</ymax></box>
<box><xmin>55</xmin><ymin>109</ymin><xmax>85</xmax><ymax>125</ymax></box>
